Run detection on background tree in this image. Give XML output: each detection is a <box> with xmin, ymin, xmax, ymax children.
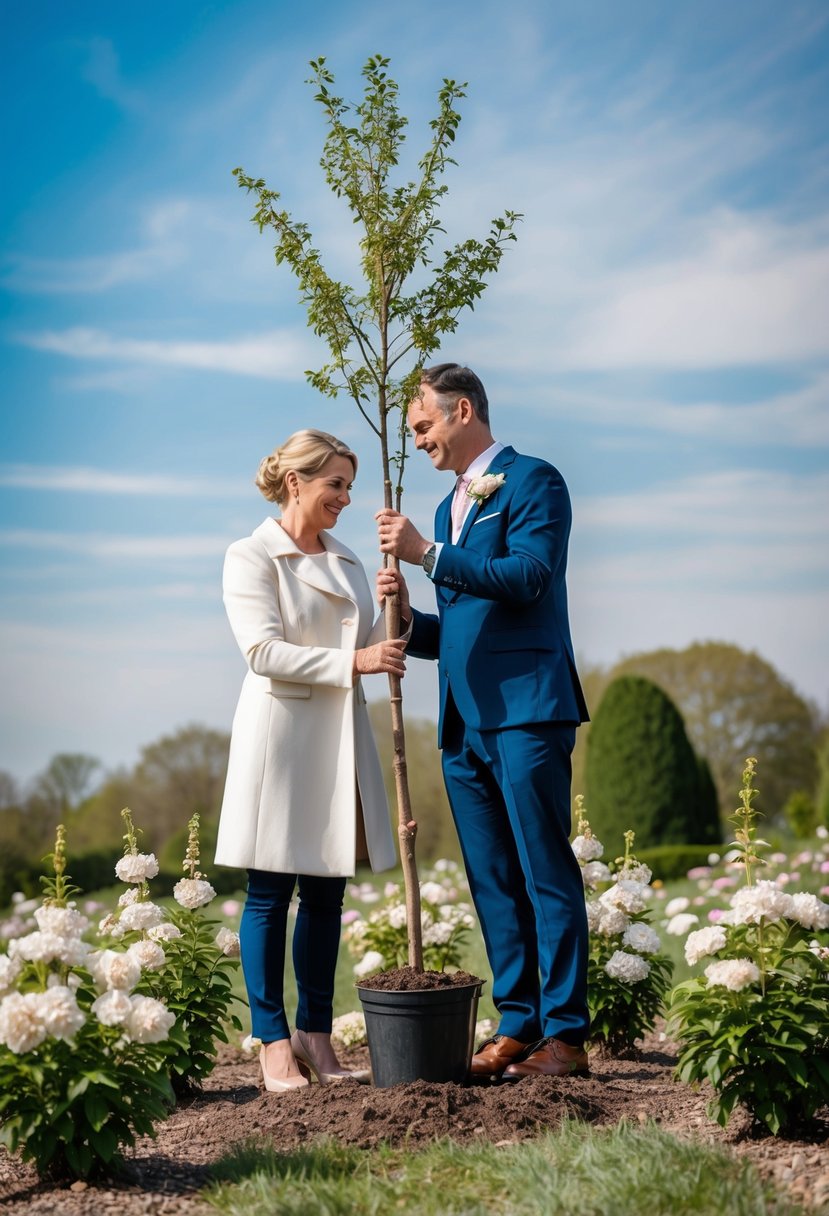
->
<box><xmin>585</xmin><ymin>675</ymin><xmax>720</xmax><ymax>856</ymax></box>
<box><xmin>234</xmin><ymin>55</ymin><xmax>520</xmax><ymax>967</ymax></box>
<box><xmin>815</xmin><ymin>729</ymin><xmax>829</xmax><ymax>831</ymax></box>
<box><xmin>783</xmin><ymin>790</ymin><xmax>818</xmax><ymax>839</ymax></box>
<box><xmin>128</xmin><ymin>725</ymin><xmax>230</xmax><ymax>853</ymax></box>
<box><xmin>611</xmin><ymin>642</ymin><xmax>818</xmax><ymax>821</ymax></box>
<box><xmin>0</xmin><ymin>770</ymin><xmax>19</xmax><ymax>811</ymax></box>
<box><xmin>31</xmin><ymin>753</ymin><xmax>102</xmax><ymax>817</ymax></box>
<box><xmin>696</xmin><ymin>754</ymin><xmax>720</xmax><ymax>838</ymax></box>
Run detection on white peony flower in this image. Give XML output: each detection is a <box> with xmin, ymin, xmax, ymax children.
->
<box><xmin>126</xmin><ymin>995</ymin><xmax>175</xmax><ymax>1044</ymax></box>
<box><xmin>98</xmin><ymin>912</ymin><xmax>121</xmax><ymax>937</ymax></box>
<box><xmin>127</xmin><ymin>939</ymin><xmax>167</xmax><ymax>971</ymax></box>
<box><xmin>118</xmin><ymin>888</ymin><xmax>140</xmax><ymax>908</ymax></box>
<box><xmin>789</xmin><ymin>892</ymin><xmax>829</xmax><ymax>931</ymax></box>
<box><xmin>148</xmin><ymin>922</ymin><xmax>182</xmax><ymax>943</ymax></box>
<box><xmin>600</xmin><ymin>880</ymin><xmax>648</xmax><ymax>915</ymax></box>
<box><xmin>387</xmin><ymin>903</ymin><xmax>408</xmax><ymax>929</ymax></box>
<box><xmin>604</xmin><ymin>950</ymin><xmax>651</xmax><ymax>983</ymax></box>
<box><xmin>616</xmin><ymin>861</ymin><xmax>653</xmax><ymax>886</ymax></box>
<box><xmin>12</xmin><ymin>930</ymin><xmax>90</xmax><ymax>967</ymax></box>
<box><xmin>34</xmin><ymin>904</ymin><xmax>89</xmax><ymax>938</ymax></box>
<box><xmin>88</xmin><ymin>948</ymin><xmax>141</xmax><ymax>993</ymax></box>
<box><xmin>353</xmin><ymin>950</ymin><xmax>385</xmax><ymax>977</ymax></box>
<box><xmin>684</xmin><ymin>925</ymin><xmax>728</xmax><ymax>966</ymax></box>
<box><xmin>582</xmin><ymin>861</ymin><xmax>612</xmax><ymax>890</ymax></box>
<box><xmin>91</xmin><ymin>989</ymin><xmax>133</xmax><ymax>1026</ymax></box>
<box><xmin>215</xmin><ymin>927</ymin><xmax>241</xmax><ymax>958</ymax></box>
<box><xmin>585</xmin><ymin>901</ymin><xmax>602</xmax><ymax>932</ymax></box>
<box><xmin>0</xmin><ymin>991</ymin><xmax>49</xmax><ymax>1053</ymax></box>
<box><xmin>572</xmin><ymin>834</ymin><xmax>604</xmax><ymax>862</ymax></box>
<box><xmin>119</xmin><ymin>901</ymin><xmax>165</xmax><ymax>932</ymax></box>
<box><xmin>419</xmin><ymin>881</ymin><xmax>444</xmax><ymax>905</ymax></box>
<box><xmin>665</xmin><ymin>912</ymin><xmax>700</xmax><ymax>936</ymax></box>
<box><xmin>115</xmin><ymin>853</ymin><xmax>159</xmax><ymax>884</ymax></box>
<box><xmin>705</xmin><ymin>958</ymin><xmax>761</xmax><ymax>991</ymax></box>
<box><xmin>36</xmin><ymin>985</ymin><xmax>85</xmax><ymax>1041</ymax></box>
<box><xmin>622</xmin><ymin>922</ymin><xmax>661</xmax><ymax>954</ymax></box>
<box><xmin>0</xmin><ymin>953</ymin><xmax>23</xmax><ymax>995</ymax></box>
<box><xmin>665</xmin><ymin>896</ymin><xmax>690</xmax><ymax>918</ymax></box>
<box><xmin>729</xmin><ymin>880</ymin><xmax>794</xmax><ymax>925</ymax></box>
<box><xmin>173</xmin><ymin>878</ymin><xmax>216</xmax><ymax>910</ymax></box>
<box><xmin>598</xmin><ymin>906</ymin><xmax>630</xmax><ymax>936</ymax></box>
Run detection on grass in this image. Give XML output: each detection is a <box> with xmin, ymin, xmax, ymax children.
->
<box><xmin>203</xmin><ymin>1119</ymin><xmax>801</xmax><ymax>1216</ymax></box>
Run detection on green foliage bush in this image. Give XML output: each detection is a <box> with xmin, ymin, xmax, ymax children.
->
<box><xmin>585</xmin><ymin>675</ymin><xmax>719</xmax><ymax>856</ymax></box>
<box><xmin>783</xmin><ymin>789</ymin><xmax>817</xmax><ymax>839</ymax></box>
<box><xmin>635</xmin><ymin>844</ymin><xmax>721</xmax><ymax>882</ymax></box>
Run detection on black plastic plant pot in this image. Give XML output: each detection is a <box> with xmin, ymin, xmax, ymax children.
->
<box><xmin>356</xmin><ymin>979</ymin><xmax>483</xmax><ymax>1087</ymax></box>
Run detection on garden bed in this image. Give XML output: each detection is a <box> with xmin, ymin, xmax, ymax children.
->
<box><xmin>1</xmin><ymin>1025</ymin><xmax>827</xmax><ymax>1214</ymax></box>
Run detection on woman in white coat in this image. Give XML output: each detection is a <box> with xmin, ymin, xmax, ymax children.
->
<box><xmin>214</xmin><ymin>429</ymin><xmax>405</xmax><ymax>1092</ymax></box>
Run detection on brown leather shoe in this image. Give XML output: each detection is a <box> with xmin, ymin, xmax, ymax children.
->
<box><xmin>469</xmin><ymin>1035</ymin><xmax>534</xmax><ymax>1082</ymax></box>
<box><xmin>501</xmin><ymin>1037</ymin><xmax>589</xmax><ymax>1080</ymax></box>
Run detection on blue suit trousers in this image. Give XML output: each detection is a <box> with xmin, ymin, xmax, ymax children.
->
<box><xmin>441</xmin><ymin>715</ymin><xmax>589</xmax><ymax>1044</ymax></box>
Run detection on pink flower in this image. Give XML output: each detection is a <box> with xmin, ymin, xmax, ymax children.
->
<box><xmin>687</xmin><ymin>867</ymin><xmax>710</xmax><ymax>880</ymax></box>
<box><xmin>712</xmin><ymin>876</ymin><xmax>736</xmax><ymax>891</ymax></box>
<box><xmin>341</xmin><ymin>910</ymin><xmax>361</xmax><ymax>925</ymax></box>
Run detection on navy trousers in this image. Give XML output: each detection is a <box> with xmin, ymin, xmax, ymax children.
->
<box><xmin>441</xmin><ymin>716</ymin><xmax>589</xmax><ymax>1045</ymax></box>
<box><xmin>239</xmin><ymin>869</ymin><xmax>347</xmax><ymax>1042</ymax></box>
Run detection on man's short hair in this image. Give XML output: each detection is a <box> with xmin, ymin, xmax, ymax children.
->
<box><xmin>420</xmin><ymin>363</ymin><xmax>489</xmax><ymax>425</ymax></box>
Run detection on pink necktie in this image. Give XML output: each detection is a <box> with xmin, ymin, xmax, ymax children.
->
<box><xmin>451</xmin><ymin>476</ymin><xmax>471</xmax><ymax>540</ymax></box>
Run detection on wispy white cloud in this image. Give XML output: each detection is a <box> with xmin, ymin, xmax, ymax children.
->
<box><xmin>2</xmin><ymin>245</ymin><xmax>177</xmax><ymax>295</ymax></box>
<box><xmin>0</xmin><ymin>530</ymin><xmax>228</xmax><ymax>561</ymax></box>
<box><xmin>0</xmin><ymin>465</ymin><xmax>248</xmax><ymax>499</ymax></box>
<box><xmin>541</xmin><ymin>371</ymin><xmax>829</xmax><ymax>447</ymax></box>
<box><xmin>15</xmin><ymin>327</ymin><xmax>315</xmax><ymax>379</ymax></box>
<box><xmin>578</xmin><ymin>469</ymin><xmax>829</xmax><ymax>541</ymax></box>
<box><xmin>562</xmin><ymin>211</ymin><xmax>829</xmax><ymax>369</ymax></box>
<box><xmin>76</xmin><ymin>36</ymin><xmax>145</xmax><ymax>113</ymax></box>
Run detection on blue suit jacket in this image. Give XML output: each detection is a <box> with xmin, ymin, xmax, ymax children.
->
<box><xmin>408</xmin><ymin>446</ymin><xmax>589</xmax><ymax>747</ymax></box>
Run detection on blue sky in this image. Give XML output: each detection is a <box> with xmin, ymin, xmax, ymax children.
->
<box><xmin>2</xmin><ymin>0</ymin><xmax>827</xmax><ymax>786</ymax></box>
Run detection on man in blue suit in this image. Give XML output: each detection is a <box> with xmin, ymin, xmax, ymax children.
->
<box><xmin>376</xmin><ymin>363</ymin><xmax>590</xmax><ymax>1081</ymax></box>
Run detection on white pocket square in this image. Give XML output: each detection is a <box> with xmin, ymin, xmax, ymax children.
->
<box><xmin>474</xmin><ymin>511</ymin><xmax>501</xmax><ymax>525</ymax></box>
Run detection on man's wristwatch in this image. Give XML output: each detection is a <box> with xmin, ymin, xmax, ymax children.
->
<box><xmin>421</xmin><ymin>543</ymin><xmax>437</xmax><ymax>576</ymax></box>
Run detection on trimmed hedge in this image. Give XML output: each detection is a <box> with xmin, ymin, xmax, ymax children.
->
<box><xmin>636</xmin><ymin>843</ymin><xmax>722</xmax><ymax>882</ymax></box>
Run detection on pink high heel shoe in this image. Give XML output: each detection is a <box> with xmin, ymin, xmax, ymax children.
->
<box><xmin>259</xmin><ymin>1043</ymin><xmax>310</xmax><ymax>1093</ymax></box>
<box><xmin>290</xmin><ymin>1028</ymin><xmax>370</xmax><ymax>1085</ymax></box>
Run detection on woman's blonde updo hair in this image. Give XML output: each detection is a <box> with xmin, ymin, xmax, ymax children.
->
<box><xmin>255</xmin><ymin>429</ymin><xmax>358</xmax><ymax>505</ymax></box>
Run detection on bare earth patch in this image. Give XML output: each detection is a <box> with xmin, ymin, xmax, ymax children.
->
<box><xmin>1</xmin><ymin>1027</ymin><xmax>827</xmax><ymax>1214</ymax></box>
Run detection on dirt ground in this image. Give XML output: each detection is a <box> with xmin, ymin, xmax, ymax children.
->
<box><xmin>1</xmin><ymin>1027</ymin><xmax>827</xmax><ymax>1215</ymax></box>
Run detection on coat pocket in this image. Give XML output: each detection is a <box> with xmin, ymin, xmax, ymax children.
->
<box><xmin>267</xmin><ymin>679</ymin><xmax>312</xmax><ymax>699</ymax></box>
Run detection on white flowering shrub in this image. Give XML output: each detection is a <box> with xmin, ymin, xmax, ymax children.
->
<box><xmin>0</xmin><ymin>827</ymin><xmax>176</xmax><ymax>1179</ymax></box>
<box><xmin>669</xmin><ymin>758</ymin><xmax>829</xmax><ymax>1134</ymax></box>
<box><xmin>331</xmin><ymin>1010</ymin><xmax>367</xmax><ymax>1049</ymax></box>
<box><xmin>573</xmin><ymin>798</ymin><xmax>673</xmax><ymax>1054</ymax></box>
<box><xmin>345</xmin><ymin>860</ymin><xmax>475</xmax><ymax>975</ymax></box>
<box><xmin>113</xmin><ymin>811</ymin><xmax>241</xmax><ymax>1096</ymax></box>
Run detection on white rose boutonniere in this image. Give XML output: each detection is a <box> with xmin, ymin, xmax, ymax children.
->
<box><xmin>466</xmin><ymin>472</ymin><xmax>505</xmax><ymax>504</ymax></box>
